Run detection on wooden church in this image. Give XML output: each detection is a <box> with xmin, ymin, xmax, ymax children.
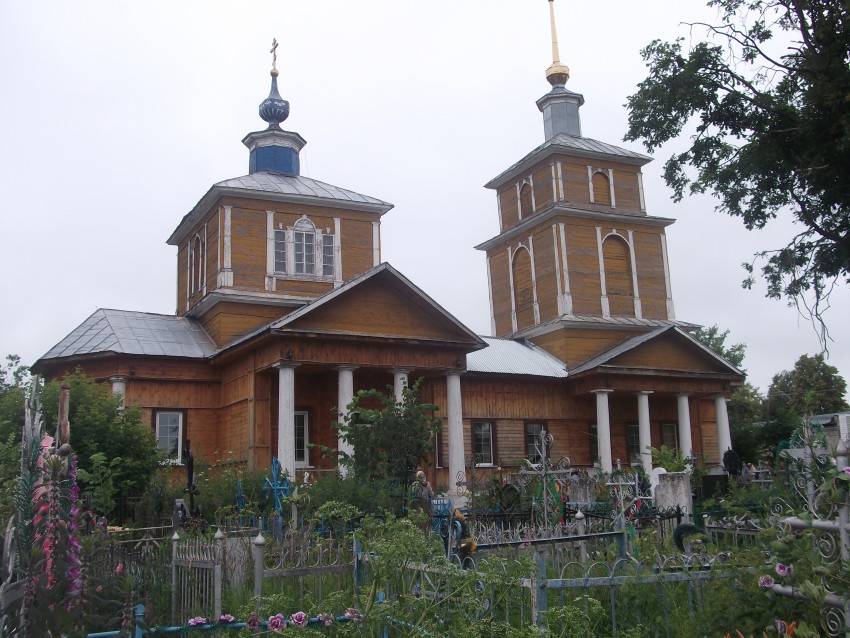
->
<box><xmin>33</xmin><ymin>4</ymin><xmax>743</xmax><ymax>498</ymax></box>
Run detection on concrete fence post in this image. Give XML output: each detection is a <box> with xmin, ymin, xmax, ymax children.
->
<box><xmin>214</xmin><ymin>527</ymin><xmax>224</xmax><ymax>619</ymax></box>
<box><xmin>170</xmin><ymin>531</ymin><xmax>179</xmax><ymax>620</ymax></box>
<box><xmin>253</xmin><ymin>530</ymin><xmax>266</xmax><ymax>600</ymax></box>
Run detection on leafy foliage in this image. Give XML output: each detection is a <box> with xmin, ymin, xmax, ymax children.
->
<box><xmin>41</xmin><ymin>371</ymin><xmax>162</xmax><ymax>508</ymax></box>
<box><xmin>692</xmin><ymin>324</ymin><xmax>746</xmax><ymax>371</ymax></box>
<box><xmin>767</xmin><ymin>353</ymin><xmax>849</xmax><ymax>416</ymax></box>
<box><xmin>625</xmin><ymin>0</ymin><xmax>850</xmax><ymax>330</ymax></box>
<box><xmin>335</xmin><ymin>377</ymin><xmax>441</xmax><ymax>488</ymax></box>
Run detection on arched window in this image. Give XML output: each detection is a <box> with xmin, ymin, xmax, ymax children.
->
<box><xmin>592</xmin><ymin>171</ymin><xmax>611</xmax><ymax>206</ymax></box>
<box><xmin>512</xmin><ymin>246</ymin><xmax>535</xmax><ymax>330</ymax></box>
<box><xmin>190</xmin><ymin>234</ymin><xmax>204</xmax><ymax>295</ymax></box>
<box><xmin>519</xmin><ymin>182</ymin><xmax>534</xmax><ymax>217</ymax></box>
<box><xmin>602</xmin><ymin>234</ymin><xmax>634</xmax><ymax>317</ymax></box>
<box><xmin>294</xmin><ymin>218</ymin><xmax>316</xmax><ymax>275</ymax></box>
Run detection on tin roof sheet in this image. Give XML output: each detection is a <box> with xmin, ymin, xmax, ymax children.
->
<box><xmin>40</xmin><ymin>309</ymin><xmax>216</xmax><ymax>360</ymax></box>
<box><xmin>467</xmin><ymin>337</ymin><xmax>567</xmax><ymax>377</ymax></box>
<box><xmin>215</xmin><ymin>172</ymin><xmax>392</xmax><ymax>207</ymax></box>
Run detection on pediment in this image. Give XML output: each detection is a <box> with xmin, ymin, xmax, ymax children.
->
<box><xmin>269</xmin><ymin>263</ymin><xmax>485</xmax><ymax>347</ymax></box>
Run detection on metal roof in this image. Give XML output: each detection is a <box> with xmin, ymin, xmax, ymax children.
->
<box><xmin>467</xmin><ymin>337</ymin><xmax>568</xmax><ymax>377</ymax></box>
<box><xmin>486</xmin><ymin>133</ymin><xmax>652</xmax><ymax>189</ymax></box>
<box><xmin>214</xmin><ymin>172</ymin><xmax>392</xmax><ymax>207</ymax></box>
<box><xmin>39</xmin><ymin>309</ymin><xmax>216</xmax><ymax>361</ymax></box>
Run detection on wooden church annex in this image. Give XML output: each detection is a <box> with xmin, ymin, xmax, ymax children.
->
<box><xmin>33</xmin><ymin>5</ymin><xmax>743</xmax><ymax>501</ymax></box>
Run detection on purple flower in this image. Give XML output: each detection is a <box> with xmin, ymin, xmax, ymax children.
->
<box><xmin>758</xmin><ymin>575</ymin><xmax>775</xmax><ymax>588</ymax></box>
<box><xmin>218</xmin><ymin>613</ymin><xmax>235</xmax><ymax>623</ymax></box>
<box><xmin>291</xmin><ymin>611</ymin><xmax>309</xmax><ymax>628</ymax></box>
<box><xmin>246</xmin><ymin>611</ymin><xmax>260</xmax><ymax>631</ymax></box>
<box><xmin>267</xmin><ymin>613</ymin><xmax>287</xmax><ymax>633</ymax></box>
<box><xmin>318</xmin><ymin>612</ymin><xmax>334</xmax><ymax>627</ymax></box>
<box><xmin>776</xmin><ymin>563</ymin><xmax>793</xmax><ymax>577</ymax></box>
<box><xmin>344</xmin><ymin>608</ymin><xmax>363</xmax><ymax>622</ymax></box>
<box><xmin>187</xmin><ymin>616</ymin><xmax>207</xmax><ymax>626</ymax></box>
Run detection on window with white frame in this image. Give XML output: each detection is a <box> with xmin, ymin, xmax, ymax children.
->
<box><xmin>274</xmin><ymin>229</ymin><xmax>287</xmax><ymax>273</ymax></box>
<box><xmin>155</xmin><ymin>411</ymin><xmax>183</xmax><ymax>461</ymax></box>
<box><xmin>189</xmin><ymin>235</ymin><xmax>204</xmax><ymax>295</ymax></box>
<box><xmin>322</xmin><ymin>234</ymin><xmax>334</xmax><ymax>277</ymax></box>
<box><xmin>294</xmin><ymin>219</ymin><xmax>316</xmax><ymax>274</ymax></box>
<box><xmin>525</xmin><ymin>423</ymin><xmax>544</xmax><ymax>464</ymax></box>
<box><xmin>626</xmin><ymin>423</ymin><xmax>641</xmax><ymax>465</ymax></box>
<box><xmin>295</xmin><ymin>411</ymin><xmax>310</xmax><ymax>468</ymax></box>
<box><xmin>473</xmin><ymin>421</ymin><xmax>494</xmax><ymax>466</ymax></box>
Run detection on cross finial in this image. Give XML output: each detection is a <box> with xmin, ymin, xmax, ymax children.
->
<box><xmin>545</xmin><ymin>0</ymin><xmax>570</xmax><ymax>86</ymax></box>
<box><xmin>270</xmin><ymin>38</ymin><xmax>279</xmax><ymax>74</ymax></box>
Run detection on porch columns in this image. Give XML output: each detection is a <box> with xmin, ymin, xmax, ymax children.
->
<box><xmin>109</xmin><ymin>376</ymin><xmax>126</xmax><ymax>408</ymax></box>
<box><xmin>393</xmin><ymin>369</ymin><xmax>410</xmax><ymax>403</ymax></box>
<box><xmin>337</xmin><ymin>366</ymin><xmax>357</xmax><ymax>475</ymax></box>
<box><xmin>275</xmin><ymin>363</ymin><xmax>298</xmax><ymax>478</ymax></box>
<box><xmin>593</xmin><ymin>389</ymin><xmax>614</xmax><ymax>473</ymax></box>
<box><xmin>637</xmin><ymin>391</ymin><xmax>653</xmax><ymax>473</ymax></box>
<box><xmin>715</xmin><ymin>394</ymin><xmax>732</xmax><ymax>463</ymax></box>
<box><xmin>677</xmin><ymin>394</ymin><xmax>693</xmax><ymax>459</ymax></box>
<box><xmin>446</xmin><ymin>372</ymin><xmax>465</xmax><ymax>500</ymax></box>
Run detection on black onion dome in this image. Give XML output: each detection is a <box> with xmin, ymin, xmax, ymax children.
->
<box><xmin>259</xmin><ymin>71</ymin><xmax>290</xmax><ymax>129</ymax></box>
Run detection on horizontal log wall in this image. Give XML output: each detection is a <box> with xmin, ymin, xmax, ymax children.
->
<box><xmin>199</xmin><ymin>302</ymin><xmax>292</xmax><ymax>348</ymax></box>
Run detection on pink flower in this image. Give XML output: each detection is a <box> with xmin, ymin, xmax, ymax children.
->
<box><xmin>115</xmin><ymin>562</ymin><xmax>124</xmax><ymax>576</ymax></box>
<box><xmin>318</xmin><ymin>612</ymin><xmax>334</xmax><ymax>627</ymax></box>
<box><xmin>187</xmin><ymin>616</ymin><xmax>207</xmax><ymax>626</ymax></box>
<box><xmin>844</xmin><ymin>467</ymin><xmax>850</xmax><ymax>475</ymax></box>
<box><xmin>344</xmin><ymin>608</ymin><xmax>363</xmax><ymax>622</ymax></box>
<box><xmin>218</xmin><ymin>614</ymin><xmax>235</xmax><ymax>623</ymax></box>
<box><xmin>290</xmin><ymin>611</ymin><xmax>309</xmax><ymax>628</ymax></box>
<box><xmin>776</xmin><ymin>563</ymin><xmax>793</xmax><ymax>577</ymax></box>
<box><xmin>758</xmin><ymin>575</ymin><xmax>775</xmax><ymax>588</ymax></box>
<box><xmin>246</xmin><ymin>611</ymin><xmax>260</xmax><ymax>631</ymax></box>
<box><xmin>267</xmin><ymin>613</ymin><xmax>286</xmax><ymax>632</ymax></box>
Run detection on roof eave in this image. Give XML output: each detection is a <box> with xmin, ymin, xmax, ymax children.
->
<box><xmin>485</xmin><ymin>141</ymin><xmax>652</xmax><ymax>191</ymax></box>
<box><xmin>167</xmin><ymin>184</ymin><xmax>395</xmax><ymax>246</ymax></box>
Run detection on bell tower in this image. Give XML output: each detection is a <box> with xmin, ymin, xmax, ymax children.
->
<box><xmin>476</xmin><ymin>0</ymin><xmax>680</xmax><ymax>368</ymax></box>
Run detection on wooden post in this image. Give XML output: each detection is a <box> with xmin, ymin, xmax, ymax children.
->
<box><xmin>57</xmin><ymin>382</ymin><xmax>70</xmax><ymax>446</ymax></box>
<box><xmin>253</xmin><ymin>530</ymin><xmax>266</xmax><ymax>600</ymax></box>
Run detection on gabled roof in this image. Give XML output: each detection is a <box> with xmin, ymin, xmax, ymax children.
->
<box><xmin>569</xmin><ymin>326</ymin><xmax>743</xmax><ymax>376</ymax></box>
<box><xmin>168</xmin><ymin>172</ymin><xmax>393</xmax><ymax>245</ymax></box>
<box><xmin>38</xmin><ymin>309</ymin><xmax>216</xmax><ymax>362</ymax></box>
<box><xmin>467</xmin><ymin>337</ymin><xmax>567</xmax><ymax>377</ymax></box>
<box><xmin>265</xmin><ymin>263</ymin><xmax>486</xmax><ymax>345</ymax></box>
<box><xmin>485</xmin><ymin>133</ymin><xmax>652</xmax><ymax>190</ymax></box>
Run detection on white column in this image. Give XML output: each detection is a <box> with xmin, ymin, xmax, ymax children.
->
<box><xmin>275</xmin><ymin>363</ymin><xmax>298</xmax><ymax>478</ymax></box>
<box><xmin>109</xmin><ymin>376</ymin><xmax>126</xmax><ymax>409</ymax></box>
<box><xmin>337</xmin><ymin>366</ymin><xmax>357</xmax><ymax>474</ymax></box>
<box><xmin>594</xmin><ymin>389</ymin><xmax>614</xmax><ymax>473</ymax></box>
<box><xmin>447</xmin><ymin>372</ymin><xmax>465</xmax><ymax>501</ymax></box>
<box><xmin>715</xmin><ymin>394</ymin><xmax>732</xmax><ymax>463</ymax></box>
<box><xmin>677</xmin><ymin>394</ymin><xmax>693</xmax><ymax>459</ymax></box>
<box><xmin>393</xmin><ymin>370</ymin><xmax>409</xmax><ymax>403</ymax></box>
<box><xmin>637</xmin><ymin>391</ymin><xmax>653</xmax><ymax>473</ymax></box>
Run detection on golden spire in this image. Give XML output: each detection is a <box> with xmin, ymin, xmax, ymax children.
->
<box><xmin>545</xmin><ymin>0</ymin><xmax>570</xmax><ymax>87</ymax></box>
<box><xmin>270</xmin><ymin>38</ymin><xmax>279</xmax><ymax>77</ymax></box>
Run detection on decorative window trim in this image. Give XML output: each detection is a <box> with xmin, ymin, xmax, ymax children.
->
<box><xmin>152</xmin><ymin>409</ymin><xmax>187</xmax><ymax>465</ymax></box>
<box><xmin>472</xmin><ymin>421</ymin><xmax>496</xmax><ymax>467</ymax></box>
<box><xmin>268</xmin><ymin>214</ymin><xmax>339</xmax><ymax>283</ymax></box>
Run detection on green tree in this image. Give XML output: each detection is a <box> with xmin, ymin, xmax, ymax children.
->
<box><xmin>692</xmin><ymin>324</ymin><xmax>746</xmax><ymax>371</ymax></box>
<box><xmin>767</xmin><ymin>353</ymin><xmax>849</xmax><ymax>416</ymax></box>
<box><xmin>41</xmin><ymin>371</ymin><xmax>162</xmax><ymax>508</ymax></box>
<box><xmin>625</xmin><ymin>0</ymin><xmax>850</xmax><ymax>327</ymax></box>
<box><xmin>336</xmin><ymin>377</ymin><xmax>441</xmax><ymax>488</ymax></box>
<box><xmin>0</xmin><ymin>354</ymin><xmax>29</xmax><ymax>441</ymax></box>
<box><xmin>728</xmin><ymin>382</ymin><xmax>768</xmax><ymax>461</ymax></box>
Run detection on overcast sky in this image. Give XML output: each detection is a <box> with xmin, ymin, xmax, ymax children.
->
<box><xmin>1</xmin><ymin>1</ymin><xmax>847</xmax><ymax>397</ymax></box>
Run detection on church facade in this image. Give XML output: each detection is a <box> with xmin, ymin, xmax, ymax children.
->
<box><xmin>33</xmin><ymin>9</ymin><xmax>743</xmax><ymax>498</ymax></box>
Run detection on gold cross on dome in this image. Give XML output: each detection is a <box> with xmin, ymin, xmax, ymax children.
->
<box><xmin>270</xmin><ymin>38</ymin><xmax>279</xmax><ymax>72</ymax></box>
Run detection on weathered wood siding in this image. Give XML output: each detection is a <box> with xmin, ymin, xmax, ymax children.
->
<box><xmin>199</xmin><ymin>302</ymin><xmax>292</xmax><ymax>348</ymax></box>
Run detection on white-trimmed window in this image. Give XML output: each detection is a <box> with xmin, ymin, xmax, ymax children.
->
<box><xmin>294</xmin><ymin>219</ymin><xmax>316</xmax><ymax>274</ymax></box>
<box><xmin>473</xmin><ymin>421</ymin><xmax>494</xmax><ymax>466</ymax></box>
<box><xmin>322</xmin><ymin>234</ymin><xmax>334</xmax><ymax>277</ymax></box>
<box><xmin>295</xmin><ymin>411</ymin><xmax>310</xmax><ymax>468</ymax></box>
<box><xmin>155</xmin><ymin>411</ymin><xmax>184</xmax><ymax>462</ymax></box>
<box><xmin>525</xmin><ymin>423</ymin><xmax>544</xmax><ymax>464</ymax></box>
<box><xmin>190</xmin><ymin>234</ymin><xmax>205</xmax><ymax>295</ymax></box>
<box><xmin>274</xmin><ymin>229</ymin><xmax>287</xmax><ymax>273</ymax></box>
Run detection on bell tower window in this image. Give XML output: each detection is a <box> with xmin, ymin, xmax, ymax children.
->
<box><xmin>274</xmin><ymin>229</ymin><xmax>287</xmax><ymax>273</ymax></box>
<box><xmin>294</xmin><ymin>218</ymin><xmax>316</xmax><ymax>274</ymax></box>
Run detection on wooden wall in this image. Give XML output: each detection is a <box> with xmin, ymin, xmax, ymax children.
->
<box><xmin>199</xmin><ymin>302</ymin><xmax>293</xmax><ymax>348</ymax></box>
